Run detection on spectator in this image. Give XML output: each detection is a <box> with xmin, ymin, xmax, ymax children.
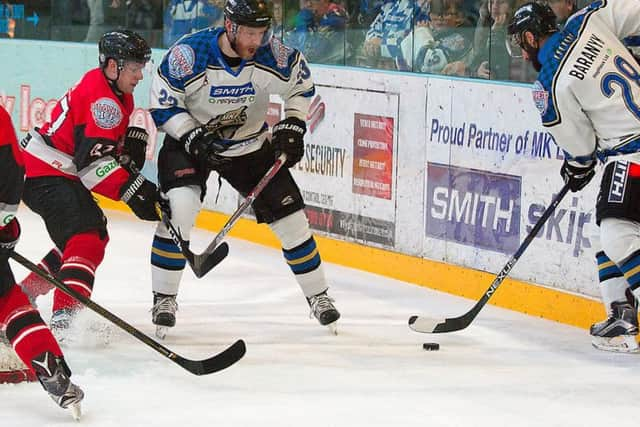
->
<box><xmin>401</xmin><ymin>0</ymin><xmax>474</xmax><ymax>75</ymax></box>
<box><xmin>126</xmin><ymin>0</ymin><xmax>155</xmax><ymax>31</ymax></box>
<box><xmin>85</xmin><ymin>0</ymin><xmax>122</xmax><ymax>43</ymax></box>
<box><xmin>272</xmin><ymin>0</ymin><xmax>284</xmax><ymax>38</ymax></box>
<box><xmin>361</xmin><ymin>0</ymin><xmax>430</xmax><ymax>67</ymax></box>
<box><xmin>464</xmin><ymin>0</ymin><xmax>517</xmax><ymax>79</ymax></box>
<box><xmin>163</xmin><ymin>0</ymin><xmax>223</xmax><ymax>47</ymax></box>
<box><xmin>285</xmin><ymin>0</ymin><xmax>349</xmax><ymax>64</ymax></box>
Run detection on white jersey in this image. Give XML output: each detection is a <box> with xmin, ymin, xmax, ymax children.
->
<box><xmin>534</xmin><ymin>0</ymin><xmax>640</xmax><ymax>164</ymax></box>
<box><xmin>150</xmin><ymin>28</ymin><xmax>315</xmax><ymax>157</ymax></box>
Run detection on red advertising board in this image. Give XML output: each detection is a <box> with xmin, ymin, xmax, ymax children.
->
<box><xmin>352</xmin><ymin>113</ymin><xmax>394</xmax><ymax>199</ymax></box>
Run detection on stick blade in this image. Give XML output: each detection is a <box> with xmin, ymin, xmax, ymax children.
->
<box><xmin>191</xmin><ymin>242</ymin><xmax>230</xmax><ymax>279</ymax></box>
<box><xmin>408</xmin><ymin>315</ymin><xmax>444</xmax><ymax>333</ymax></box>
<box><xmin>177</xmin><ymin>339</ymin><xmax>246</xmax><ymax>375</ymax></box>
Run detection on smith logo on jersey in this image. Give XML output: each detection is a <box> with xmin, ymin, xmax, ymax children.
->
<box><xmin>209</xmin><ymin>82</ymin><xmax>256</xmax><ymax>97</ymax></box>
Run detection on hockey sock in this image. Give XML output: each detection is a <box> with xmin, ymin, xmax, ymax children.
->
<box><xmin>0</xmin><ymin>285</ymin><xmax>62</xmax><ymax>371</ymax></box>
<box><xmin>596</xmin><ymin>251</ymin><xmax>628</xmax><ymax>308</ymax></box>
<box><xmin>151</xmin><ymin>235</ymin><xmax>186</xmax><ymax>295</ymax></box>
<box><xmin>52</xmin><ymin>231</ymin><xmax>107</xmax><ymax>313</ymax></box>
<box><xmin>618</xmin><ymin>249</ymin><xmax>640</xmax><ymax>300</ymax></box>
<box><xmin>271</xmin><ymin>211</ymin><xmax>328</xmax><ymax>297</ymax></box>
<box><xmin>20</xmin><ymin>247</ymin><xmax>62</xmax><ymax>299</ymax></box>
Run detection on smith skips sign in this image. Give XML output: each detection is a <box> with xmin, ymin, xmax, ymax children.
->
<box><xmin>425</xmin><ymin>163</ymin><xmax>521</xmax><ymax>254</ymax></box>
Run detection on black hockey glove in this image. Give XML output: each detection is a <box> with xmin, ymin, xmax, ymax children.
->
<box><xmin>120</xmin><ymin>126</ymin><xmax>149</xmax><ymax>173</ymax></box>
<box><xmin>560</xmin><ymin>158</ymin><xmax>596</xmax><ymax>192</ymax></box>
<box><xmin>271</xmin><ymin>117</ymin><xmax>306</xmax><ymax>168</ymax></box>
<box><xmin>0</xmin><ymin>217</ymin><xmax>20</xmax><ymax>261</ymax></box>
<box><xmin>181</xmin><ymin>126</ymin><xmax>232</xmax><ymax>172</ymax></box>
<box><xmin>120</xmin><ymin>174</ymin><xmax>161</xmax><ymax>221</ymax></box>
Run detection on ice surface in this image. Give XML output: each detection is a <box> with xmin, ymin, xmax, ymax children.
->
<box><xmin>2</xmin><ymin>208</ymin><xmax>637</xmax><ymax>426</ymax></box>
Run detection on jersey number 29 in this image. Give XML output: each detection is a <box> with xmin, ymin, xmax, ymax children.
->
<box><xmin>601</xmin><ymin>55</ymin><xmax>640</xmax><ymax>120</ymax></box>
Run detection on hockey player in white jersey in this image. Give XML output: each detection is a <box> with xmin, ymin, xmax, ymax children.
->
<box><xmin>149</xmin><ymin>0</ymin><xmax>340</xmax><ymax>338</ymax></box>
<box><xmin>507</xmin><ymin>0</ymin><xmax>640</xmax><ymax>352</ymax></box>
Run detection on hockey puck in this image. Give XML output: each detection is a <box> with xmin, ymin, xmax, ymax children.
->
<box><xmin>422</xmin><ymin>342</ymin><xmax>440</xmax><ymax>351</ymax></box>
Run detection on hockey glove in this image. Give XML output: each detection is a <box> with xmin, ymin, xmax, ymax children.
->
<box><xmin>272</xmin><ymin>117</ymin><xmax>306</xmax><ymax>168</ymax></box>
<box><xmin>181</xmin><ymin>126</ymin><xmax>231</xmax><ymax>172</ymax></box>
<box><xmin>560</xmin><ymin>158</ymin><xmax>596</xmax><ymax>192</ymax></box>
<box><xmin>120</xmin><ymin>174</ymin><xmax>161</xmax><ymax>221</ymax></box>
<box><xmin>0</xmin><ymin>217</ymin><xmax>20</xmax><ymax>260</ymax></box>
<box><xmin>120</xmin><ymin>126</ymin><xmax>149</xmax><ymax>173</ymax></box>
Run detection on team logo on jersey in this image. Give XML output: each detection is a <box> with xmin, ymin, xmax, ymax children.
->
<box><xmin>168</xmin><ymin>44</ymin><xmax>195</xmax><ymax>79</ymax></box>
<box><xmin>532</xmin><ymin>81</ymin><xmax>549</xmax><ymax>115</ymax></box>
<box><xmin>91</xmin><ymin>98</ymin><xmax>123</xmax><ymax>129</ymax></box>
<box><xmin>270</xmin><ymin>37</ymin><xmax>293</xmax><ymax>69</ymax></box>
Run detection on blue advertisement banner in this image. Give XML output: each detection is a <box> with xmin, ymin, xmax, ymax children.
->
<box><xmin>425</xmin><ymin>163</ymin><xmax>522</xmax><ymax>254</ymax></box>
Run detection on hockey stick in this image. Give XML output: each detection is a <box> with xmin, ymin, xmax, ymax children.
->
<box><xmin>169</xmin><ymin>153</ymin><xmax>287</xmax><ymax>278</ymax></box>
<box><xmin>408</xmin><ymin>183</ymin><xmax>570</xmax><ymax>334</ymax></box>
<box><xmin>9</xmin><ymin>251</ymin><xmax>246</xmax><ymax>375</ymax></box>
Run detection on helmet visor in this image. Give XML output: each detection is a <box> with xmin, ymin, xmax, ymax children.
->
<box><xmin>506</xmin><ymin>32</ymin><xmax>524</xmax><ymax>58</ymax></box>
<box><xmin>122</xmin><ymin>58</ymin><xmax>154</xmax><ymax>78</ymax></box>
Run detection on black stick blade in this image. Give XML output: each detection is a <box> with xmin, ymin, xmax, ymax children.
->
<box><xmin>176</xmin><ymin>339</ymin><xmax>246</xmax><ymax>375</ymax></box>
<box><xmin>192</xmin><ymin>242</ymin><xmax>230</xmax><ymax>278</ymax></box>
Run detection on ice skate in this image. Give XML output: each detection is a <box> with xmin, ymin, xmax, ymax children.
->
<box><xmin>590</xmin><ymin>301</ymin><xmax>639</xmax><ymax>353</ymax></box>
<box><xmin>31</xmin><ymin>351</ymin><xmax>84</xmax><ymax>420</ymax></box>
<box><xmin>308</xmin><ymin>291</ymin><xmax>340</xmax><ymax>335</ymax></box>
<box><xmin>50</xmin><ymin>309</ymin><xmax>77</xmax><ymax>344</ymax></box>
<box><xmin>152</xmin><ymin>292</ymin><xmax>178</xmax><ymax>340</ymax></box>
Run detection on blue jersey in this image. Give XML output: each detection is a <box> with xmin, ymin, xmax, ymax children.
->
<box><xmin>150</xmin><ymin>28</ymin><xmax>315</xmax><ymax>157</ymax></box>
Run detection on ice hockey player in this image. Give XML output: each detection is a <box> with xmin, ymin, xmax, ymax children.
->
<box><xmin>0</xmin><ymin>107</ymin><xmax>84</xmax><ymax>419</ymax></box>
<box><xmin>19</xmin><ymin>30</ymin><xmax>161</xmax><ymax>340</ymax></box>
<box><xmin>507</xmin><ymin>1</ymin><xmax>640</xmax><ymax>352</ymax></box>
<box><xmin>148</xmin><ymin>0</ymin><xmax>340</xmax><ymax>338</ymax></box>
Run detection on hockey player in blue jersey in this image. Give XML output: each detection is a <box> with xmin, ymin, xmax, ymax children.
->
<box><xmin>149</xmin><ymin>0</ymin><xmax>340</xmax><ymax>338</ymax></box>
<box><xmin>507</xmin><ymin>1</ymin><xmax>640</xmax><ymax>352</ymax></box>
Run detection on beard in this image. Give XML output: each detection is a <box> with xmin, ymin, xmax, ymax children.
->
<box><xmin>524</xmin><ymin>45</ymin><xmax>542</xmax><ymax>72</ymax></box>
<box><xmin>532</xmin><ymin>55</ymin><xmax>542</xmax><ymax>72</ymax></box>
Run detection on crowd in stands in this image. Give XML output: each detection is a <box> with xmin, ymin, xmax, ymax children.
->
<box><xmin>2</xmin><ymin>0</ymin><xmax>604</xmax><ymax>83</ymax></box>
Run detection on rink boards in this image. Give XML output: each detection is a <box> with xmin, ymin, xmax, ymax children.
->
<box><xmin>0</xmin><ymin>39</ymin><xmax>604</xmax><ymax>329</ymax></box>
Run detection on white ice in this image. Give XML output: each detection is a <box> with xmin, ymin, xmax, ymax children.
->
<box><xmin>2</xmin><ymin>208</ymin><xmax>638</xmax><ymax>427</ymax></box>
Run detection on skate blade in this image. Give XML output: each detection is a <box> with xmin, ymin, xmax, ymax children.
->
<box><xmin>327</xmin><ymin>322</ymin><xmax>338</xmax><ymax>335</ymax></box>
<box><xmin>155</xmin><ymin>326</ymin><xmax>169</xmax><ymax>340</ymax></box>
<box><xmin>591</xmin><ymin>335</ymin><xmax>640</xmax><ymax>353</ymax></box>
<box><xmin>68</xmin><ymin>402</ymin><xmax>82</xmax><ymax>421</ymax></box>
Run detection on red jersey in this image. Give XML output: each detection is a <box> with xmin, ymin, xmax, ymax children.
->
<box><xmin>0</xmin><ymin>107</ymin><xmax>23</xmax><ymax>226</ymax></box>
<box><xmin>21</xmin><ymin>68</ymin><xmax>134</xmax><ymax>200</ymax></box>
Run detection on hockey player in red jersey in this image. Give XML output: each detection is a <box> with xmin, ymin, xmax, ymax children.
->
<box><xmin>0</xmin><ymin>107</ymin><xmax>84</xmax><ymax>419</ymax></box>
<box><xmin>20</xmin><ymin>29</ymin><xmax>161</xmax><ymax>339</ymax></box>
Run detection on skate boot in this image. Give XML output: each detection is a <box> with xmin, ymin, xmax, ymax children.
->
<box><xmin>152</xmin><ymin>292</ymin><xmax>178</xmax><ymax>340</ymax></box>
<box><xmin>50</xmin><ymin>309</ymin><xmax>77</xmax><ymax>344</ymax></box>
<box><xmin>590</xmin><ymin>301</ymin><xmax>639</xmax><ymax>353</ymax></box>
<box><xmin>31</xmin><ymin>351</ymin><xmax>84</xmax><ymax>420</ymax></box>
<box><xmin>307</xmin><ymin>291</ymin><xmax>340</xmax><ymax>335</ymax></box>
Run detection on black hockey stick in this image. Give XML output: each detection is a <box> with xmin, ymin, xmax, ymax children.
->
<box><xmin>121</xmin><ymin>158</ymin><xmax>230</xmax><ymax>280</ymax></box>
<box><xmin>168</xmin><ymin>153</ymin><xmax>287</xmax><ymax>278</ymax></box>
<box><xmin>408</xmin><ymin>183</ymin><xmax>570</xmax><ymax>334</ymax></box>
<box><xmin>10</xmin><ymin>251</ymin><xmax>246</xmax><ymax>375</ymax></box>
